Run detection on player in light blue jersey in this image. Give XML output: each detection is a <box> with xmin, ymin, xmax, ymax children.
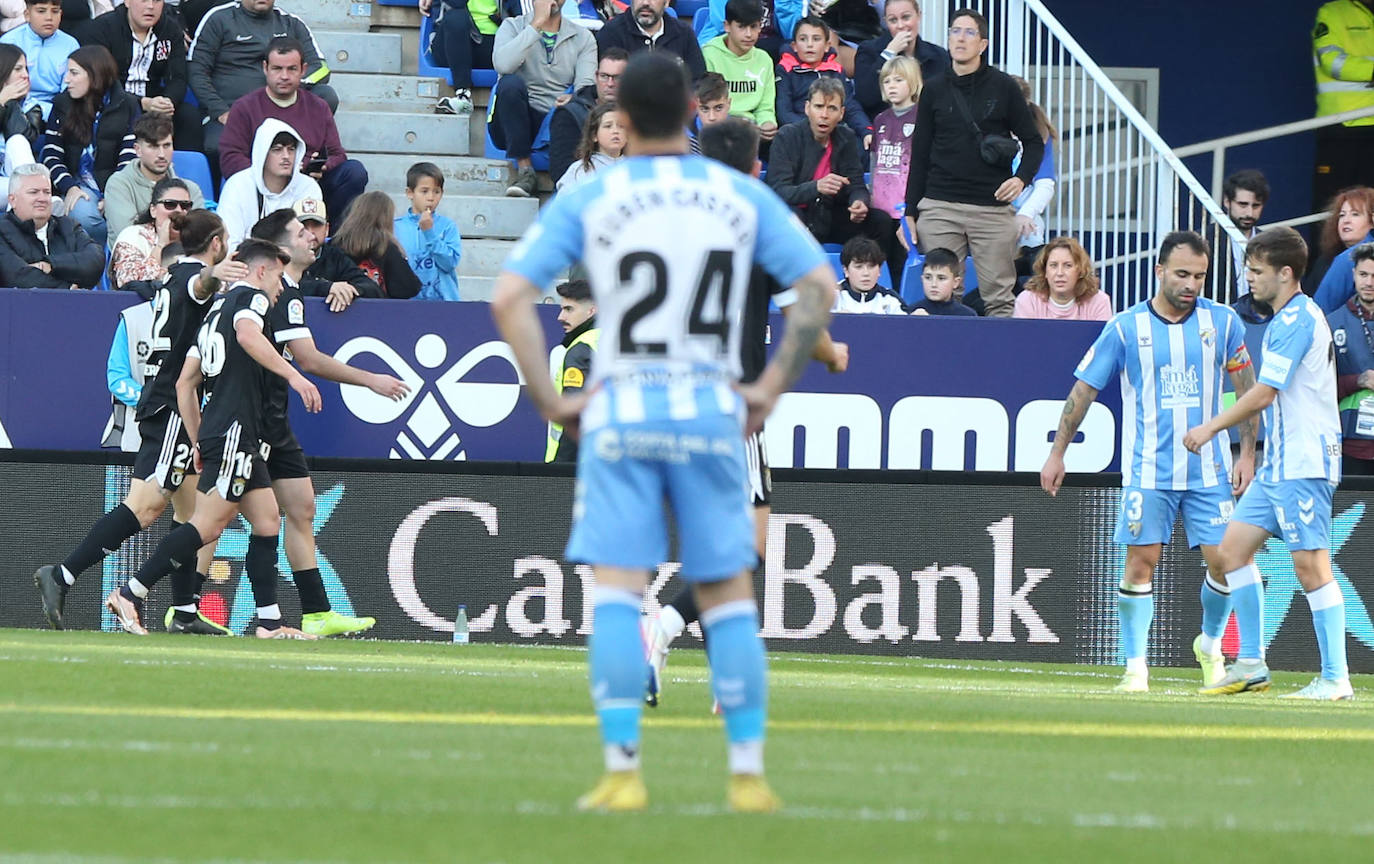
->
<box><xmin>492</xmin><ymin>52</ymin><xmax>835</xmax><ymax>812</ymax></box>
<box><xmin>1041</xmin><ymin>232</ymin><xmax>1259</xmax><ymax>693</ymax></box>
<box><xmin>1186</xmin><ymin>227</ymin><xmax>1352</xmax><ymax>701</ymax></box>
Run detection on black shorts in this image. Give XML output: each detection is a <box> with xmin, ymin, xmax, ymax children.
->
<box><xmin>745</xmin><ymin>430</ymin><xmax>771</xmax><ymax>507</ymax></box>
<box><xmin>131</xmin><ymin>411</ymin><xmax>194</xmax><ymax>492</ymax></box>
<box><xmin>197</xmin><ymin>432</ymin><xmax>272</xmax><ymax>504</ymax></box>
<box><xmin>265</xmin><ymin>435</ymin><xmax>310</xmax><ymax>481</ymax></box>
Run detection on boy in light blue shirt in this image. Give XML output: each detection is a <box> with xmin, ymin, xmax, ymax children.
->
<box><xmin>394</xmin><ymin>161</ymin><xmax>463</xmax><ymax>301</ymax></box>
<box><xmin>0</xmin><ymin>0</ymin><xmax>77</xmax><ymax>119</ymax></box>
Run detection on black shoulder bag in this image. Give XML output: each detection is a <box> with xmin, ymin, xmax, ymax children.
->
<box><xmin>949</xmin><ymin>83</ymin><xmax>1019</xmax><ymax>172</ymax></box>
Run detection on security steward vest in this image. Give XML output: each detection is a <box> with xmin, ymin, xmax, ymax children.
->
<box><xmin>545</xmin><ymin>323</ymin><xmax>600</xmax><ymax>462</ymax></box>
<box><xmin>1314</xmin><ymin>0</ymin><xmax>1374</xmax><ymax>126</ymax></box>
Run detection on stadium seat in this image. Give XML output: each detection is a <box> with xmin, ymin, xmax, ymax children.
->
<box><xmin>676</xmin><ymin>0</ymin><xmax>708</xmax><ymax>18</ymax></box>
<box><xmin>418</xmin><ymin>15</ymin><xmax>497</xmax><ymax>88</ymax></box>
<box><xmin>693</xmin><ymin>7</ymin><xmax>708</xmax><ymax>37</ymax></box>
<box><xmin>484</xmin><ymin>106</ymin><xmax>553</xmax><ymax>173</ymax></box>
<box><xmin>173</xmin><ymin>150</ymin><xmax>216</xmax><ymax>207</ymax></box>
<box><xmin>376</xmin><ymin>0</ymin><xmax>419</xmax><ymax>5</ymax></box>
<box><xmin>899</xmin><ymin>251</ymin><xmax>979</xmax><ymax>305</ymax></box>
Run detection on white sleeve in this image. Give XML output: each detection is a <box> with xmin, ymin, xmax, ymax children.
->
<box><xmin>1016</xmin><ymin>177</ymin><xmax>1056</xmax><ymax>221</ymax></box>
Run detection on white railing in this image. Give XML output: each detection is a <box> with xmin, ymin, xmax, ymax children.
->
<box><xmin>920</xmin><ymin>0</ymin><xmax>1246</xmax><ymax>309</ymax></box>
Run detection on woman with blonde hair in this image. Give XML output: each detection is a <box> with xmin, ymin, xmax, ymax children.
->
<box><xmin>332</xmin><ymin>190</ymin><xmax>422</xmax><ymax>299</ymax></box>
<box><xmin>1013</xmin><ymin>235</ymin><xmax>1111</xmax><ymax>321</ymax></box>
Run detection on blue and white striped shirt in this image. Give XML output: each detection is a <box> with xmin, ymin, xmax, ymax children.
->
<box><xmin>1256</xmin><ymin>292</ymin><xmax>1342</xmax><ymax>483</ymax></box>
<box><xmin>1076</xmin><ymin>297</ymin><xmax>1248</xmax><ymax>490</ymax></box>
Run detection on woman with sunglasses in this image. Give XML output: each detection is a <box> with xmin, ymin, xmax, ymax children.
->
<box><xmin>108</xmin><ymin>176</ymin><xmax>194</xmax><ymax>290</ymax></box>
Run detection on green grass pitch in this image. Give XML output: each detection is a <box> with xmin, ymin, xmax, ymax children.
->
<box><xmin>2</xmin><ymin>629</ymin><xmax>1373</xmax><ymax>863</ymax></box>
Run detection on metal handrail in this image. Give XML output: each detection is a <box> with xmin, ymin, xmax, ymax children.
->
<box><xmin>1174</xmin><ymin>105</ymin><xmax>1374</xmax><ymax>202</ymax></box>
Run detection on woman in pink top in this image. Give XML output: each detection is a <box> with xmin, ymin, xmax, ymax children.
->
<box><xmin>1013</xmin><ymin>236</ymin><xmax>1112</xmax><ymax>321</ymax></box>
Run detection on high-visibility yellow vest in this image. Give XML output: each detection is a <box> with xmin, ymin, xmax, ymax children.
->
<box><xmin>1314</xmin><ymin>0</ymin><xmax>1374</xmax><ymax>125</ymax></box>
<box><xmin>544</xmin><ymin>327</ymin><xmax>600</xmax><ymax>462</ymax></box>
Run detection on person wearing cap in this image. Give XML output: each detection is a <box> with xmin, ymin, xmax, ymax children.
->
<box><xmin>294</xmin><ymin>196</ymin><xmax>383</xmax><ymax>307</ymax></box>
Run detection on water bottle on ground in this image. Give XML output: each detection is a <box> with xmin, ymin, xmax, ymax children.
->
<box><xmin>453</xmin><ymin>604</ymin><xmax>469</xmax><ymax>644</ymax></box>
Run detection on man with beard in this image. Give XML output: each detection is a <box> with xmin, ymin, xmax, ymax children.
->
<box><xmin>1216</xmin><ymin>169</ymin><xmax>1269</xmax><ymax>305</ymax></box>
<box><xmin>594</xmin><ymin>0</ymin><xmax>705</xmax><ymax>82</ymax></box>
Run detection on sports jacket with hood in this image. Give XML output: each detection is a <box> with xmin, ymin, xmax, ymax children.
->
<box><xmin>218</xmin><ymin>117</ymin><xmax>322</xmax><ymax>249</ymax></box>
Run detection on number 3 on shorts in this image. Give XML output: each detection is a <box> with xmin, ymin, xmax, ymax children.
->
<box><xmin>1125</xmin><ymin>490</ymin><xmax>1144</xmax><ymax>521</ymax></box>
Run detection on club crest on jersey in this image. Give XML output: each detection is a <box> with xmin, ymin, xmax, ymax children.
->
<box><xmin>1127</xmin><ymin>520</ymin><xmax>1142</xmax><ymax>537</ymax></box>
<box><xmin>1158</xmin><ymin>364</ymin><xmax>1200</xmax><ymax>409</ymax></box>
<box><xmin>232</xmin><ymin>478</ymin><xmax>246</xmax><ymax>497</ymax></box>
<box><xmin>1200</xmin><ymin>327</ymin><xmax>1215</xmax><ymax>347</ymax></box>
<box><xmin>333</xmin><ymin>334</ymin><xmax>524</xmax><ymax>460</ymax></box>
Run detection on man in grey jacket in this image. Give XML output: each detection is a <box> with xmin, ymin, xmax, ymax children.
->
<box><xmin>491</xmin><ymin>0</ymin><xmax>597</xmax><ymax>197</ymax></box>
<box><xmin>104</xmin><ymin>114</ymin><xmax>207</xmax><ymax>240</ymax></box>
<box><xmin>187</xmin><ymin>0</ymin><xmax>334</xmax><ymax>175</ymax></box>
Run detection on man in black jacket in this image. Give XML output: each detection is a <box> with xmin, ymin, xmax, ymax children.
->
<box><xmin>595</xmin><ymin>0</ymin><xmax>705</xmax><ymax>82</ymax></box>
<box><xmin>549</xmin><ymin>47</ymin><xmax>627</xmax><ymax>183</ymax></box>
<box><xmin>852</xmin><ymin>0</ymin><xmax>948</xmax><ymax>120</ymax></box>
<box><xmin>904</xmin><ymin>8</ymin><xmax>1042</xmax><ymax>318</ymax></box>
<box><xmin>0</xmin><ymin>163</ymin><xmax>104</xmax><ymax>289</ymax></box>
<box><xmin>767</xmin><ymin>78</ymin><xmax>903</xmax><ymax>280</ymax></box>
<box><xmin>85</xmin><ymin>0</ymin><xmax>202</xmax><ymax>150</ymax></box>
<box><xmin>293</xmin><ymin>198</ymin><xmax>383</xmax><ymax>309</ymax></box>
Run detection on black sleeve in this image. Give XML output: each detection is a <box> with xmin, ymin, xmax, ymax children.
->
<box><xmin>905</xmin><ymin>83</ymin><xmax>937</xmax><ymax>212</ymax></box>
<box><xmin>161</xmin><ymin>20</ymin><xmax>189</xmax><ymax>103</ymax></box>
<box><xmin>774</xmin><ymin>67</ymin><xmax>804</xmax><ymax>127</ymax></box>
<box><xmin>382</xmin><ymin>243</ymin><xmax>422</xmax><ymax>299</ymax></box>
<box><xmin>560</xmin><ymin>341</ymin><xmax>594</xmax><ymax>397</ymax></box>
<box><xmin>1003</xmin><ymin>75</ymin><xmax>1044</xmax><ymax>187</ymax></box>
<box><xmin>548</xmin><ymin>107</ymin><xmax>579</xmax><ymax>183</ymax></box>
<box><xmin>852</xmin><ymin>38</ymin><xmax>886</xmax><ymax>118</ymax></box>
<box><xmin>763</xmin><ymin>128</ymin><xmax>819</xmax><ymax>206</ymax></box>
<box><xmin>49</xmin><ymin>221</ymin><xmax>107</xmax><ymax>289</ymax></box>
<box><xmin>0</xmin><ymin>242</ymin><xmax>66</xmax><ymax>288</ymax></box>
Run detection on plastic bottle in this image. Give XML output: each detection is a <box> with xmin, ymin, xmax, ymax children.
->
<box><xmin>453</xmin><ymin>604</ymin><xmax>470</xmax><ymax>644</ymax></box>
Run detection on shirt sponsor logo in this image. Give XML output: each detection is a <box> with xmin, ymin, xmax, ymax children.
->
<box><xmin>1158</xmin><ymin>363</ymin><xmax>1200</xmax><ymax>409</ymax></box>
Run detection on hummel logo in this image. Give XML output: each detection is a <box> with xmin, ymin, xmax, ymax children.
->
<box><xmin>1280</xmin><ymin>311</ymin><xmax>1299</xmax><ymax>325</ymax></box>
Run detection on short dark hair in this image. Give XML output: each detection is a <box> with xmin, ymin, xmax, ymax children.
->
<box><xmin>556</xmin><ymin>279</ymin><xmax>592</xmax><ymax>302</ymax></box>
<box><xmin>1223</xmin><ymin>169</ymin><xmax>1270</xmax><ymax>205</ymax></box>
<box><xmin>600</xmin><ymin>46</ymin><xmax>629</xmax><ymax>64</ymax></box>
<box><xmin>841</xmin><ymin>236</ymin><xmax>883</xmax><ymax>268</ymax></box>
<box><xmin>923</xmin><ymin>247</ymin><xmax>962</xmax><ymax>274</ymax></box>
<box><xmin>1352</xmin><ymin>242</ymin><xmax>1374</xmax><ymax>268</ymax></box>
<box><xmin>618</xmin><ymin>52</ymin><xmax>691</xmax><ymax>140</ymax></box>
<box><xmin>700</xmin><ymin>117</ymin><xmax>759</xmax><ymax>174</ymax></box>
<box><xmin>406</xmin><ymin>161</ymin><xmax>444</xmax><ymax>191</ymax></box>
<box><xmin>807</xmin><ymin>76</ymin><xmax>846</xmax><ymax>105</ymax></box>
<box><xmin>793</xmin><ymin>15</ymin><xmax>830</xmax><ymax>41</ymax></box>
<box><xmin>696</xmin><ymin>71</ymin><xmax>729</xmax><ymax>105</ymax></box>
<box><xmin>265</xmin><ymin>36</ymin><xmax>305</xmax><ymax>65</ymax></box>
<box><xmin>724</xmin><ymin>0</ymin><xmax>763</xmax><ymax>26</ymax></box>
<box><xmin>950</xmin><ymin>8</ymin><xmax>988</xmax><ymax>39</ymax></box>
<box><xmin>23</xmin><ymin>0</ymin><xmax>59</xmax><ymax>7</ymax></box>
<box><xmin>270</xmin><ymin>131</ymin><xmax>298</xmax><ymax>150</ymax></box>
<box><xmin>1245</xmin><ymin>226</ymin><xmax>1308</xmax><ymax>280</ymax></box>
<box><xmin>234</xmin><ymin>237</ymin><xmax>291</xmax><ymax>267</ymax></box>
<box><xmin>250</xmin><ymin>208</ymin><xmax>299</xmax><ymax>248</ymax></box>
<box><xmin>1158</xmin><ymin>231</ymin><xmax>1211</xmax><ymax>265</ymax></box>
<box><xmin>133</xmin><ymin>112</ymin><xmax>174</xmax><ymax>145</ymax></box>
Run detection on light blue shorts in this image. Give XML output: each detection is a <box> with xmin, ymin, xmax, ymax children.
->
<box><xmin>1231</xmin><ymin>477</ymin><xmax>1336</xmax><ymax>550</ymax></box>
<box><xmin>1113</xmin><ymin>484</ymin><xmax>1235</xmax><ymax>549</ymax></box>
<box><xmin>565</xmin><ymin>412</ymin><xmax>756</xmax><ymax>581</ymax></box>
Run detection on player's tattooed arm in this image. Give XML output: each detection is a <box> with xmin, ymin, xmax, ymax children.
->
<box><xmin>1040</xmin><ymin>380</ymin><xmax>1098</xmax><ymax>496</ymax></box>
<box><xmin>743</xmin><ymin>264</ymin><xmax>834</xmax><ymax>433</ymax></box>
<box><xmin>1229</xmin><ymin>360</ymin><xmax>1260</xmax><ymax>458</ymax></box>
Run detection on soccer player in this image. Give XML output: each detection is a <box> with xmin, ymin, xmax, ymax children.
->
<box><xmin>1040</xmin><ymin>231</ymin><xmax>1259</xmax><ymax>692</ymax></box>
<box><xmin>492</xmin><ymin>52</ymin><xmax>834</xmax><ymax>814</ymax></box>
<box><xmin>34</xmin><ymin>210</ymin><xmax>247</xmax><ymax>632</ymax></box>
<box><xmin>643</xmin><ymin>116</ymin><xmax>850</xmax><ymax>708</ymax></box>
<box><xmin>247</xmin><ymin>209</ymin><xmax>410</xmax><ymax>637</ymax></box>
<box><xmin>1185</xmin><ymin>227</ymin><xmax>1352</xmax><ymax>701</ymax></box>
<box><xmin>124</xmin><ymin>239</ymin><xmax>323</xmax><ymax>637</ymax></box>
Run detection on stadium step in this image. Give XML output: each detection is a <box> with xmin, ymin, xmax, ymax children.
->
<box><xmin>315</xmin><ymin>30</ymin><xmax>403</xmax><ymax>75</ymax></box>
<box><xmin>335</xmin><ymin>110</ymin><xmax>470</xmax><ymax>156</ymax></box>
<box><xmin>353</xmin><ymin>152</ymin><xmax>512</xmax><ymax>196</ymax></box>
<box><xmin>458</xmin><ymin>238</ymin><xmax>518</xmax><ymax>277</ymax></box>
<box><xmin>333</xmin><ymin>72</ymin><xmax>449</xmax><ymax>113</ymax></box>
<box><xmin>387</xmin><ymin>193</ymin><xmax>538</xmax><ymax>241</ymax></box>
<box><xmin>308</xmin><ymin>0</ymin><xmax>375</xmax><ymax>32</ymax></box>
<box><xmin>460</xmin><ymin>275</ymin><xmax>497</xmax><ymax>301</ymax></box>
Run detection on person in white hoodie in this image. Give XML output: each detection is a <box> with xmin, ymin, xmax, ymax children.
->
<box><xmin>217</xmin><ymin>117</ymin><xmax>321</xmax><ymax>249</ymax></box>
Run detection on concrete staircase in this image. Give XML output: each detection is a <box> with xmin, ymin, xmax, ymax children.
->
<box><xmin>308</xmin><ymin>0</ymin><xmax>538</xmax><ymax>301</ymax></box>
